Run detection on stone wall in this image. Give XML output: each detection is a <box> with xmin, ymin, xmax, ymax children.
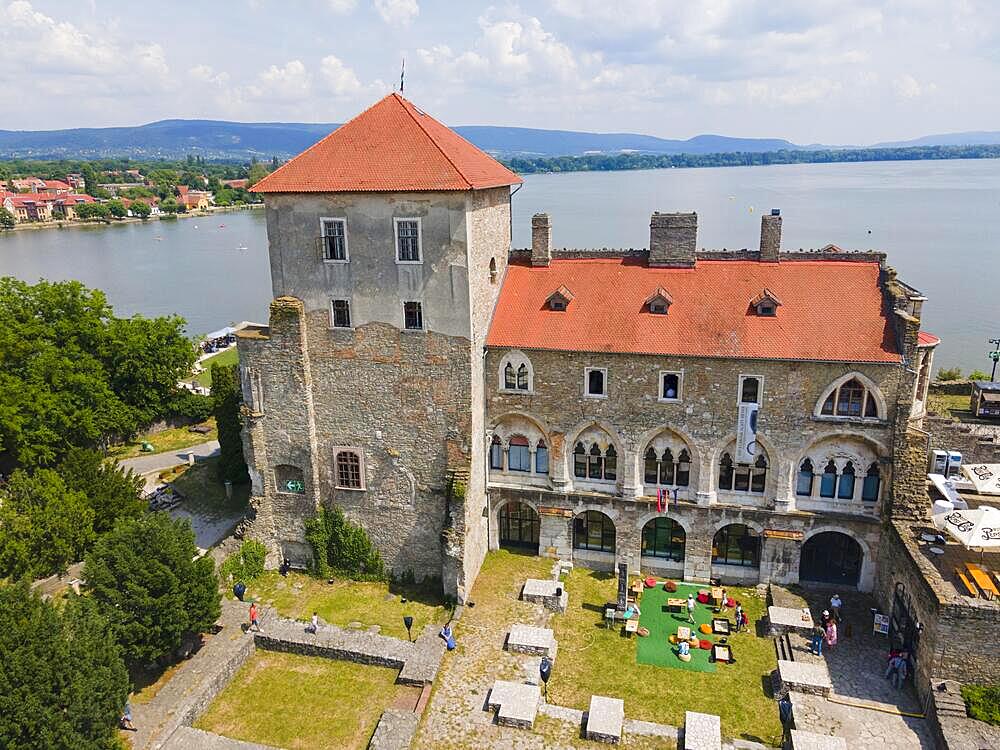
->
<box><xmin>925</xmin><ymin>416</ymin><xmax>1000</xmax><ymax>465</ymax></box>
<box><xmin>926</xmin><ymin>678</ymin><xmax>1000</xmax><ymax>750</ymax></box>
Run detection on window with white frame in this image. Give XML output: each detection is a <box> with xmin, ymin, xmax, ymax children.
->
<box><xmin>395</xmin><ymin>218</ymin><xmax>421</xmax><ymax>262</ymax></box>
<box><xmin>334</xmin><ymin>448</ymin><xmax>365</xmax><ymax>490</ymax></box>
<box><xmin>584</xmin><ymin>367</ymin><xmax>607</xmax><ymax>398</ymax></box>
<box><xmin>499</xmin><ymin>351</ymin><xmax>533</xmax><ymax>393</ymax></box>
<box><xmin>320</xmin><ymin>218</ymin><xmax>347</xmax><ymax>261</ymax></box>
<box><xmin>818</xmin><ymin>376</ymin><xmax>882</xmax><ymax>419</ymax></box>
<box><xmin>660</xmin><ymin>371</ymin><xmax>682</xmax><ymax>401</ymax></box>
<box><xmin>739</xmin><ymin>375</ymin><xmax>762</xmax><ymax>404</ymax></box>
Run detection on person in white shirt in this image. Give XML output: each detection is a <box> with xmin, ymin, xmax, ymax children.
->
<box><xmin>830</xmin><ymin>594</ymin><xmax>843</xmax><ymax>623</ymax></box>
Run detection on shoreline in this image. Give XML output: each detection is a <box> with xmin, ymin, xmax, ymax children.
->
<box><xmin>0</xmin><ymin>202</ymin><xmax>263</xmax><ymax>234</ymax></box>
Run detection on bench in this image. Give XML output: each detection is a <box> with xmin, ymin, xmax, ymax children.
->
<box><xmin>954</xmin><ymin>568</ymin><xmax>978</xmax><ymax>598</ymax></box>
<box><xmin>965</xmin><ymin>563</ymin><xmax>999</xmax><ymax>600</ymax></box>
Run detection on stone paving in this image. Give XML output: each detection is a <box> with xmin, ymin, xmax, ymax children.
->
<box><xmin>788</xmin><ymin>729</ymin><xmax>846</xmax><ymax>750</ymax></box>
<box><xmin>160</xmin><ymin>726</ymin><xmax>279</xmax><ymax>750</ymax></box>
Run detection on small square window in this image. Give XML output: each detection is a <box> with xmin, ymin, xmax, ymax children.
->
<box><xmin>403</xmin><ymin>301</ymin><xmax>423</xmax><ymax>330</ymax></box>
<box><xmin>321</xmin><ymin>219</ymin><xmax>347</xmax><ymax>261</ymax></box>
<box><xmin>585</xmin><ymin>367</ymin><xmax>607</xmax><ymax>397</ymax></box>
<box><xmin>650</xmin><ymin>302</ymin><xmax>669</xmax><ymax>315</ymax></box>
<box><xmin>661</xmin><ymin>372</ymin><xmax>681</xmax><ymax>401</ymax></box>
<box><xmin>550</xmin><ymin>299</ymin><xmax>566</xmax><ymax>311</ymax></box>
<box><xmin>757</xmin><ymin>303</ymin><xmax>775</xmax><ymax>316</ymax></box>
<box><xmin>396</xmin><ymin>219</ymin><xmax>421</xmax><ymax>262</ymax></box>
<box><xmin>331</xmin><ymin>299</ymin><xmax>351</xmax><ymax>328</ymax></box>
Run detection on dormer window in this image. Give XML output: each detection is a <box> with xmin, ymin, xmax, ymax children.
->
<box><xmin>546</xmin><ymin>286</ymin><xmax>574</xmax><ymax>311</ymax></box>
<box><xmin>749</xmin><ymin>288</ymin><xmax>782</xmax><ymax>317</ymax></box>
<box><xmin>645</xmin><ymin>287</ymin><xmax>673</xmax><ymax>315</ymax></box>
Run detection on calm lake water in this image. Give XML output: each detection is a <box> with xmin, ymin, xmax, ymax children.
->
<box><xmin>2</xmin><ymin>159</ymin><xmax>998</xmax><ymax>372</ymax></box>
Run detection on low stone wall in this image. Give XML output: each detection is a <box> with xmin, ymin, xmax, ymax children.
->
<box><xmin>254</xmin><ymin>619</ymin><xmax>414</xmax><ymax>669</ymax></box>
<box><xmin>926</xmin><ymin>678</ymin><xmax>1000</xmax><ymax>750</ymax></box>
<box><xmin>925</xmin><ymin>416</ymin><xmax>1000</xmax><ymax>463</ymax></box>
<box><xmin>162</xmin><ymin>726</ymin><xmax>279</xmax><ymax>750</ymax></box>
<box><xmin>928</xmin><ymin>380</ymin><xmax>974</xmax><ymax>396</ymax></box>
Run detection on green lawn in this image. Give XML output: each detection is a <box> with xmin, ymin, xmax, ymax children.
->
<box><xmin>239</xmin><ymin>571</ymin><xmax>451</xmax><ymax>641</ymax></box>
<box><xmin>927</xmin><ymin>391</ymin><xmax>972</xmax><ymax>420</ymax></box>
<box><xmin>548</xmin><ymin>567</ymin><xmax>782</xmax><ymax>747</ymax></box>
<box><xmin>194</xmin><ymin>347</ymin><xmax>239</xmax><ymax>387</ymax></box>
<box><xmin>195</xmin><ymin>650</ymin><xmax>402</xmax><ymax>749</ymax></box>
<box><xmin>109</xmin><ymin>418</ymin><xmax>217</xmax><ymax>459</ymax></box>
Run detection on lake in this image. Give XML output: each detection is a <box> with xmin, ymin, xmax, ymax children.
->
<box><xmin>2</xmin><ymin>159</ymin><xmax>998</xmax><ymax>373</ymax></box>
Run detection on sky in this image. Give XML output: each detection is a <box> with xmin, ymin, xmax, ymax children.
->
<box><xmin>1</xmin><ymin>0</ymin><xmax>997</xmax><ymax>144</ymax></box>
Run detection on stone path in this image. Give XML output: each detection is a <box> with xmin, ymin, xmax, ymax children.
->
<box><xmin>120</xmin><ymin>440</ymin><xmax>219</xmax><ymax>476</ymax></box>
<box><xmin>789</xmin><ymin>692</ymin><xmax>932</xmax><ymax>749</ymax></box>
<box><xmin>398</xmin><ymin>623</ymin><xmax>447</xmax><ymax>685</ymax></box>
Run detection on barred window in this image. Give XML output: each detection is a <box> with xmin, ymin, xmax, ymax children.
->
<box><xmin>403</xmin><ymin>301</ymin><xmax>423</xmax><ymax>330</ymax></box>
<box><xmin>335</xmin><ymin>451</ymin><xmax>363</xmax><ymax>489</ymax></box>
<box><xmin>322</xmin><ymin>219</ymin><xmax>347</xmax><ymax>261</ymax></box>
<box><xmin>331</xmin><ymin>299</ymin><xmax>351</xmax><ymax>328</ymax></box>
<box><xmin>396</xmin><ymin>219</ymin><xmax>421</xmax><ymax>262</ymax></box>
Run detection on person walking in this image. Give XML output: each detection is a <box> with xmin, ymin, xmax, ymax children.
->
<box><xmin>120</xmin><ymin>702</ymin><xmax>136</xmax><ymax>731</ymax></box>
<box><xmin>306</xmin><ymin>611</ymin><xmax>318</xmax><ymax>634</ymax></box>
<box><xmin>830</xmin><ymin>593</ymin><xmax>843</xmax><ymax>623</ymax></box>
<box><xmin>249</xmin><ymin>602</ymin><xmax>260</xmax><ymax>632</ymax></box>
<box><xmin>886</xmin><ymin>651</ymin><xmax>909</xmax><ymax>689</ymax></box>
<box><xmin>810</xmin><ymin>624</ymin><xmax>825</xmax><ymax>656</ymax></box>
<box><xmin>824</xmin><ymin>618</ymin><xmax>838</xmax><ymax>649</ymax></box>
<box><xmin>686</xmin><ymin>594</ymin><xmax>696</xmax><ymax>624</ymax></box>
<box><xmin>734</xmin><ymin>603</ymin><xmax>743</xmax><ymax>631</ymax></box>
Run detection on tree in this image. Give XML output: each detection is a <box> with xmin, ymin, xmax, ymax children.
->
<box><xmin>58</xmin><ymin>448</ymin><xmax>144</xmax><ymax>535</ymax></box>
<box><xmin>84</xmin><ymin>513</ymin><xmax>221</xmax><ymax>664</ymax></box>
<box><xmin>81</xmin><ymin>163</ymin><xmax>99</xmax><ymax>196</ymax></box>
<box><xmin>0</xmin><ymin>278</ymin><xmax>194</xmax><ymax>469</ymax></box>
<box><xmin>75</xmin><ymin>202</ymin><xmax>111</xmax><ymax>221</ymax></box>
<box><xmin>212</xmin><ymin>363</ymin><xmax>249</xmax><ymax>484</ymax></box>
<box><xmin>305</xmin><ymin>505</ymin><xmax>385</xmax><ymax>580</ymax></box>
<box><xmin>130</xmin><ymin>199</ymin><xmax>152</xmax><ymax>219</ymax></box>
<box><xmin>0</xmin><ymin>468</ymin><xmax>95</xmax><ymax>579</ymax></box>
<box><xmin>0</xmin><ymin>582</ymin><xmax>129</xmax><ymax>750</ymax></box>
<box><xmin>160</xmin><ymin>197</ymin><xmax>179</xmax><ymax>214</ymax></box>
<box><xmin>0</xmin><ymin>206</ymin><xmax>15</xmax><ymax>229</ymax></box>
<box><xmin>247</xmin><ymin>161</ymin><xmax>269</xmax><ymax>187</ymax></box>
<box><xmin>937</xmin><ymin>366</ymin><xmax>962</xmax><ymax>381</ymax></box>
<box><xmin>106</xmin><ymin>199</ymin><xmax>127</xmax><ymax>219</ymax></box>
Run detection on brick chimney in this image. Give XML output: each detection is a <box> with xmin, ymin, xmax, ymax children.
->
<box><xmin>759</xmin><ymin>209</ymin><xmax>782</xmax><ymax>262</ymax></box>
<box><xmin>531</xmin><ymin>213</ymin><xmax>551</xmax><ymax>267</ymax></box>
<box><xmin>649</xmin><ymin>212</ymin><xmax>697</xmax><ymax>267</ymax></box>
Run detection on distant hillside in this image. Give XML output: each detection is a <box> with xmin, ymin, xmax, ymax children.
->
<box><xmin>0</xmin><ymin>119</ymin><xmax>806</xmax><ymax>161</ymax></box>
<box><xmin>874</xmin><ymin>131</ymin><xmax>1000</xmax><ymax>148</ymax></box>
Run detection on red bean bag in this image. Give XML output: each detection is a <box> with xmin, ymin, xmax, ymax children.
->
<box><xmin>664</xmin><ymin>580</ymin><xmax>678</xmax><ymax>593</ymax></box>
<box><xmin>725</xmin><ymin>597</ymin><xmax>736</xmax><ymax>608</ymax></box>
<box><xmin>697</xmin><ymin>592</ymin><xmax>710</xmax><ymax>604</ymax></box>
<box><xmin>645</xmin><ymin>577</ymin><xmax>657</xmax><ymax>589</ymax></box>
<box><xmin>699</xmin><ymin>639</ymin><xmax>712</xmax><ymax>650</ymax></box>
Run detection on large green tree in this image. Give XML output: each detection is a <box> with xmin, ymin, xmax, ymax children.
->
<box><xmin>0</xmin><ymin>469</ymin><xmax>95</xmax><ymax>579</ymax></box>
<box><xmin>58</xmin><ymin>448</ymin><xmax>145</xmax><ymax>535</ymax></box>
<box><xmin>0</xmin><ymin>206</ymin><xmax>15</xmax><ymax>229</ymax></box>
<box><xmin>212</xmin><ymin>363</ymin><xmax>249</xmax><ymax>484</ymax></box>
<box><xmin>85</xmin><ymin>513</ymin><xmax>221</xmax><ymax>664</ymax></box>
<box><xmin>0</xmin><ymin>583</ymin><xmax>129</xmax><ymax>750</ymax></box>
<box><xmin>0</xmin><ymin>278</ymin><xmax>195</xmax><ymax>469</ymax></box>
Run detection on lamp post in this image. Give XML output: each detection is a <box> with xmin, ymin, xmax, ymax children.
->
<box><xmin>988</xmin><ymin>338</ymin><xmax>1000</xmax><ymax>382</ymax></box>
<box><xmin>539</xmin><ymin>656</ymin><xmax>552</xmax><ymax>700</ymax></box>
<box><xmin>403</xmin><ymin>615</ymin><xmax>414</xmax><ymax>642</ymax></box>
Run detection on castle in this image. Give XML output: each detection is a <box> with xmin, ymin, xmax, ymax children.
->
<box><xmin>236</xmin><ymin>93</ymin><xmax>937</xmax><ymax>602</ymax></box>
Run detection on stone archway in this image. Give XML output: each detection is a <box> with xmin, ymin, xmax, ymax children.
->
<box><xmin>799</xmin><ymin>531</ymin><xmax>863</xmax><ymax>588</ymax></box>
<box><xmin>497</xmin><ymin>501</ymin><xmax>540</xmax><ymax>552</ymax></box>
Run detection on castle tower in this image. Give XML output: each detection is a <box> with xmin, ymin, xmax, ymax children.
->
<box><xmin>237</xmin><ymin>93</ymin><xmax>522</xmax><ymax>600</ymax></box>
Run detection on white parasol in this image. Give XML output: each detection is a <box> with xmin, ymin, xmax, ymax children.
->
<box><xmin>932</xmin><ymin>505</ymin><xmax>1000</xmax><ymax>549</ymax></box>
<box><xmin>962</xmin><ymin>464</ymin><xmax>1000</xmax><ymax>496</ymax></box>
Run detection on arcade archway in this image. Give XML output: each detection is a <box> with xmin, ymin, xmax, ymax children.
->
<box><xmin>799</xmin><ymin>531</ymin><xmax>863</xmax><ymax>587</ymax></box>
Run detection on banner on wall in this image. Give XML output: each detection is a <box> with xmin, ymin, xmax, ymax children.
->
<box><xmin>736</xmin><ymin>402</ymin><xmax>760</xmax><ymax>464</ymax></box>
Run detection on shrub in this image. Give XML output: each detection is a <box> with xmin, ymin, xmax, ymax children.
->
<box><xmin>166</xmin><ymin>389</ymin><xmax>214</xmax><ymax>422</ymax></box>
<box><xmin>304</xmin><ymin>506</ymin><xmax>385</xmax><ymax>581</ymax></box>
<box><xmin>968</xmin><ymin>370</ymin><xmax>990</xmax><ymax>381</ymax></box>
<box><xmin>937</xmin><ymin>367</ymin><xmax>962</xmax><ymax>381</ymax></box>
<box><xmin>962</xmin><ymin>684</ymin><xmax>1000</xmax><ymax>726</ymax></box>
<box><xmin>211</xmin><ymin>364</ymin><xmax>249</xmax><ymax>484</ymax></box>
<box><xmin>664</xmin><ymin>580</ymin><xmax>678</xmax><ymax>593</ymax></box>
<box><xmin>220</xmin><ymin>539</ymin><xmax>267</xmax><ymax>584</ymax></box>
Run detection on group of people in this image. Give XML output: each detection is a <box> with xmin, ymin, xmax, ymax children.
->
<box><xmin>683</xmin><ymin>589</ymin><xmax>749</xmax><ymax>631</ymax></box>
<box><xmin>809</xmin><ymin>593</ymin><xmax>844</xmax><ymax>656</ymax></box>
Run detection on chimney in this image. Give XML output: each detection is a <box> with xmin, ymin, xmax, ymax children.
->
<box><xmin>531</xmin><ymin>213</ymin><xmax>551</xmax><ymax>267</ymax></box>
<box><xmin>759</xmin><ymin>209</ymin><xmax>782</xmax><ymax>262</ymax></box>
<box><xmin>649</xmin><ymin>212</ymin><xmax>697</xmax><ymax>267</ymax></box>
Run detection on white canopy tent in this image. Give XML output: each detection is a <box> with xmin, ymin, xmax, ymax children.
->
<box><xmin>932</xmin><ymin>505</ymin><xmax>1000</xmax><ymax>550</ymax></box>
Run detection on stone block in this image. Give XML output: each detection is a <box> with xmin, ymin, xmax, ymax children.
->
<box><xmin>767</xmin><ymin>606</ymin><xmax>814</xmax><ymax>636</ymax></box>
<box><xmin>522</xmin><ymin>578</ymin><xmax>568</xmax><ymax>613</ymax></box>
<box><xmin>487</xmin><ymin>680</ymin><xmax>539</xmax><ymax>729</ymax></box>
<box><xmin>585</xmin><ymin>695</ymin><xmax>624</xmax><ymax>744</ymax></box>
<box><xmin>789</xmin><ymin>730</ymin><xmax>847</xmax><ymax>750</ymax></box>
<box><xmin>777</xmin><ymin>660</ymin><xmax>832</xmax><ymax>696</ymax></box>
<box><xmin>507</xmin><ymin>624</ymin><xmax>557</xmax><ymax>658</ymax></box>
<box><xmin>683</xmin><ymin>711</ymin><xmax>721</xmax><ymax>750</ymax></box>
<box><xmin>369</xmin><ymin>709</ymin><xmax>420</xmax><ymax>750</ymax></box>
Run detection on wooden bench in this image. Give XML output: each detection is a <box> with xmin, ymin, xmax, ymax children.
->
<box><xmin>966</xmin><ymin>563</ymin><xmax>999</xmax><ymax>600</ymax></box>
<box><xmin>954</xmin><ymin>568</ymin><xmax>979</xmax><ymax>597</ymax></box>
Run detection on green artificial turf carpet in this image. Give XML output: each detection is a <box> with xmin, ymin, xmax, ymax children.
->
<box><xmin>636</xmin><ymin>581</ymin><xmax>728</xmax><ymax>673</ymax></box>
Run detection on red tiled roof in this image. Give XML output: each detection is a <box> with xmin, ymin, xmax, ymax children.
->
<box><xmin>917</xmin><ymin>331</ymin><xmax>940</xmax><ymax>347</ymax></box>
<box><xmin>43</xmin><ymin>180</ymin><xmax>71</xmax><ymax>190</ymax></box>
<box><xmin>253</xmin><ymin>93</ymin><xmax>522</xmax><ymax>193</ymax></box>
<box><xmin>487</xmin><ymin>257</ymin><xmax>901</xmax><ymax>363</ymax></box>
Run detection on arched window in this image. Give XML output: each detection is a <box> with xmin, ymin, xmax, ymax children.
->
<box><xmin>517</xmin><ymin>364</ymin><xmax>529</xmax><ymax>390</ymax></box>
<box><xmin>508</xmin><ymin>435</ymin><xmax>531</xmax><ymax>472</ymax></box>
<box><xmin>535</xmin><ymin>440</ymin><xmax>549</xmax><ymax>474</ymax></box>
<box><xmin>499</xmin><ymin>351</ymin><xmax>532</xmax><ymax>392</ymax></box>
<box><xmin>838</xmin><ymin>461</ymin><xmax>856</xmax><ymax>499</ymax></box>
<box><xmin>642</xmin><ymin>517</ymin><xmax>686</xmax><ymax>561</ymax></box>
<box><xmin>820</xmin><ymin>459</ymin><xmax>838</xmax><ymax>498</ymax></box>
<box><xmin>335</xmin><ymin>450</ymin><xmax>363</xmax><ymax>489</ymax></box>
<box><xmin>573</xmin><ymin>511</ymin><xmax>615</xmax><ymax>552</ymax></box>
<box><xmin>604</xmin><ymin>445</ymin><xmax>617</xmax><ymax>481</ymax></box>
<box><xmin>712</xmin><ymin>524</ymin><xmax>760</xmax><ymax>568</ymax></box>
<box><xmin>718</xmin><ymin>451</ymin><xmax>767</xmax><ymax>493</ymax></box>
<box><xmin>490</xmin><ymin>436</ymin><xmax>504</xmax><ymax>470</ymax></box>
<box><xmin>489</xmin><ymin>257</ymin><xmax>498</xmax><ymax>284</ymax></box>
<box><xmin>797</xmin><ymin>459</ymin><xmax>814</xmax><ymax>497</ymax></box>
<box><xmin>574</xmin><ymin>442</ymin><xmax>587</xmax><ymax>478</ymax></box>
<box><xmin>644</xmin><ymin>445</ymin><xmax>691</xmax><ymax>488</ymax></box>
<box><xmin>677</xmin><ymin>449</ymin><xmax>691</xmax><ymax>486</ymax></box>
<box><xmin>504</xmin><ymin>362</ymin><xmax>516</xmax><ymax>389</ymax></box>
<box><xmin>862</xmin><ymin>462</ymin><xmax>881</xmax><ymax>503</ymax></box>
<box><xmin>819</xmin><ymin>377</ymin><xmax>882</xmax><ymax>419</ymax></box>
<box><xmin>644</xmin><ymin>447</ymin><xmax>658</xmax><ymax>484</ymax></box>
<box><xmin>588</xmin><ymin>444</ymin><xmax>603</xmax><ymax>479</ymax></box>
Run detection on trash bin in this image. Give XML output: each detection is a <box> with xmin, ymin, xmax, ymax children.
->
<box><xmin>233</xmin><ymin>582</ymin><xmax>246</xmax><ymax>601</ymax></box>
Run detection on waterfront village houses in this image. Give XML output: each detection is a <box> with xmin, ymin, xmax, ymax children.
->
<box><xmin>237</xmin><ymin>92</ymin><xmax>938</xmax><ymax>602</ymax></box>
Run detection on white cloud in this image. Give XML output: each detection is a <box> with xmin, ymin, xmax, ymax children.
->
<box><xmin>893</xmin><ymin>74</ymin><xmax>936</xmax><ymax>99</ymax></box>
<box><xmin>374</xmin><ymin>0</ymin><xmax>418</xmax><ymax>26</ymax></box>
<box><xmin>245</xmin><ymin>60</ymin><xmax>313</xmax><ymax>102</ymax></box>
<box><xmin>189</xmin><ymin>64</ymin><xmax>230</xmax><ymax>87</ymax></box>
<box><xmin>319</xmin><ymin>55</ymin><xmax>362</xmax><ymax>95</ymax></box>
